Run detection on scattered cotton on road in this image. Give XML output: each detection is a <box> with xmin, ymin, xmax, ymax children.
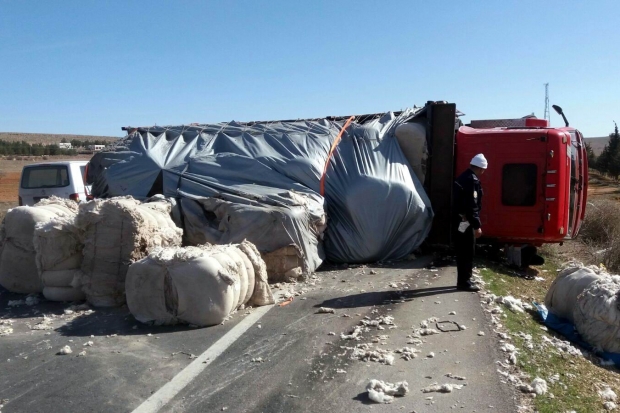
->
<box><xmin>366</xmin><ymin>379</ymin><xmax>408</xmax><ymax>403</ymax></box>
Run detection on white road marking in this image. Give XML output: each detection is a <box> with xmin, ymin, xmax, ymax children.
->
<box><xmin>131</xmin><ymin>305</ymin><xmax>273</xmax><ymax>413</ymax></box>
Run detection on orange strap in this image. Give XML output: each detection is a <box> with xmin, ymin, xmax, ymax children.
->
<box><xmin>278</xmin><ymin>296</ymin><xmax>294</xmax><ymax>307</ymax></box>
<box><xmin>320</xmin><ymin>116</ymin><xmax>355</xmax><ymax>196</ymax></box>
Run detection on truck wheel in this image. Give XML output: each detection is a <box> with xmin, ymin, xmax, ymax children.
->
<box><xmin>506</xmin><ymin>245</ymin><xmax>545</xmax><ymax>268</ymax></box>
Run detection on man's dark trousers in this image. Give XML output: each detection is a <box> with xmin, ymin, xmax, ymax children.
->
<box><xmin>455</xmin><ymin>225</ymin><xmax>475</xmax><ymax>287</ymax></box>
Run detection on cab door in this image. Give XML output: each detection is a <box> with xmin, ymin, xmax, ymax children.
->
<box><xmin>490</xmin><ymin>132</ymin><xmax>548</xmax><ymax>241</ymax></box>
<box><xmin>463</xmin><ymin>130</ymin><xmax>548</xmax><ymax>242</ymax></box>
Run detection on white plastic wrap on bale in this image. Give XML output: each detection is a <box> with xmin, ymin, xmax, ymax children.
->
<box><xmin>126</xmin><ymin>240</ymin><xmax>274</xmax><ymax>327</ymax></box>
<box><xmin>544</xmin><ymin>266</ymin><xmax>601</xmax><ymax>323</ymax></box>
<box><xmin>546</xmin><ymin>264</ymin><xmax>620</xmax><ymax>353</ymax></box>
<box><xmin>33</xmin><ymin>216</ymin><xmax>85</xmax><ymax>301</ymax></box>
<box><xmin>76</xmin><ymin>197</ymin><xmax>182</xmax><ymax>307</ymax></box>
<box><xmin>0</xmin><ymin>197</ymin><xmax>77</xmax><ymax>294</ymax></box>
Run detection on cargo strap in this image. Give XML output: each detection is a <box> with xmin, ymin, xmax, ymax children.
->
<box><xmin>319</xmin><ymin>116</ymin><xmax>355</xmax><ymax>196</ymax></box>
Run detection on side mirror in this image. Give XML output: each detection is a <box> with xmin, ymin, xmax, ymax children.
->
<box><xmin>552</xmin><ymin>104</ymin><xmax>569</xmax><ymax>127</ymax></box>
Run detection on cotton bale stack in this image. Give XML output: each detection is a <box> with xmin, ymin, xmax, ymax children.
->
<box><xmin>545</xmin><ymin>265</ymin><xmax>620</xmax><ymax>353</ymax></box>
<box><xmin>262</xmin><ymin>245</ymin><xmax>305</xmax><ymax>282</ymax></box>
<box><xmin>126</xmin><ymin>240</ymin><xmax>274</xmax><ymax>327</ymax></box>
<box><xmin>76</xmin><ymin>197</ymin><xmax>182</xmax><ymax>307</ymax></box>
<box><xmin>0</xmin><ymin>197</ymin><xmax>78</xmax><ymax>294</ymax></box>
<box><xmin>33</xmin><ymin>216</ymin><xmax>85</xmax><ymax>302</ymax></box>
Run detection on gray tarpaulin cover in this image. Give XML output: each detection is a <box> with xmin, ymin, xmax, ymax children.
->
<box><xmin>87</xmin><ymin>109</ymin><xmax>433</xmax><ymax>269</ymax></box>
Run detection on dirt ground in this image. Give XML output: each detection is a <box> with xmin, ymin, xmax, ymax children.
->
<box><xmin>587</xmin><ymin>170</ymin><xmax>620</xmax><ymax>201</ymax></box>
<box><xmin>0</xmin><ymin>173</ymin><xmax>19</xmax><ymax>203</ymax></box>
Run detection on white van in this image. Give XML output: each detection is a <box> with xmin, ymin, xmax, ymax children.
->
<box><xmin>19</xmin><ymin>161</ymin><xmax>90</xmax><ymax>206</ymax></box>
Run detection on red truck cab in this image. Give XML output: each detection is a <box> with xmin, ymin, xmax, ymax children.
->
<box><xmin>454</xmin><ymin>119</ymin><xmax>588</xmax><ymax>248</ymax></box>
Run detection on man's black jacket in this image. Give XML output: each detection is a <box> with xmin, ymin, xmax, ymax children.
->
<box><xmin>453</xmin><ymin>168</ymin><xmax>483</xmax><ymax>230</ymax></box>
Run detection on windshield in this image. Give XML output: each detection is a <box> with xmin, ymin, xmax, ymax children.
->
<box><xmin>21</xmin><ymin>165</ymin><xmax>70</xmax><ymax>189</ymax></box>
<box><xmin>566</xmin><ymin>131</ymin><xmax>579</xmax><ymax>237</ymax></box>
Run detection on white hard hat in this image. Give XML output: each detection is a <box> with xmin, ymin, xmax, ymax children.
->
<box><xmin>470</xmin><ymin>154</ymin><xmax>488</xmax><ymax>169</ymax></box>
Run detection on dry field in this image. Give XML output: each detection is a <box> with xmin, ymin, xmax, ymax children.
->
<box><xmin>0</xmin><ymin>132</ymin><xmax>119</xmax><ymax>144</ymax></box>
<box><xmin>588</xmin><ymin>170</ymin><xmax>620</xmax><ymax>201</ymax></box>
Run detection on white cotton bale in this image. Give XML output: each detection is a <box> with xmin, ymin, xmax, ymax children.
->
<box><xmin>41</xmin><ymin>269</ymin><xmax>82</xmax><ymax>288</ymax></box>
<box><xmin>47</xmin><ymin>253</ymin><xmax>83</xmax><ymax>272</ymax></box>
<box><xmin>166</xmin><ymin>255</ymin><xmax>236</xmax><ymax>325</ymax></box>
<box><xmin>43</xmin><ymin>286</ymin><xmax>86</xmax><ymax>302</ymax></box>
<box><xmin>142</xmin><ymin>203</ymin><xmax>178</xmax><ymax>230</ymax></box>
<box><xmin>210</xmin><ymin>251</ymin><xmax>242</xmax><ymax>311</ymax></box>
<box><xmin>33</xmin><ymin>216</ymin><xmax>83</xmax><ymax>274</ymax></box>
<box><xmin>394</xmin><ymin>122</ymin><xmax>428</xmax><ymax>184</ymax></box>
<box><xmin>236</xmin><ymin>240</ymin><xmax>275</xmax><ymax>306</ymax></box>
<box><xmin>126</xmin><ymin>247</ymin><xmax>237</xmax><ymax>326</ymax></box>
<box><xmin>35</xmin><ymin>204</ymin><xmax>75</xmax><ymax>217</ymax></box>
<box><xmin>573</xmin><ymin>276</ymin><xmax>620</xmax><ymax>353</ymax></box>
<box><xmin>545</xmin><ymin>267</ymin><xmax>602</xmax><ymax>323</ymax></box>
<box><xmin>3</xmin><ymin>207</ymin><xmax>59</xmax><ymax>250</ymax></box>
<box><xmin>235</xmin><ymin>247</ymin><xmax>255</xmax><ymax>305</ymax></box>
<box><xmin>135</xmin><ymin>206</ymin><xmax>165</xmax><ymax>230</ymax></box>
<box><xmin>0</xmin><ymin>242</ymin><xmax>41</xmax><ymax>293</ymax></box>
<box><xmin>125</xmin><ymin>257</ymin><xmax>175</xmax><ymax>325</ymax></box>
<box><xmin>35</xmin><ymin>196</ymin><xmax>79</xmax><ymax>210</ymax></box>
<box><xmin>76</xmin><ymin>197</ymin><xmax>182</xmax><ymax>307</ymax></box>
<box><xmin>226</xmin><ymin>248</ymin><xmax>250</xmax><ymax>308</ymax></box>
<box><xmin>0</xmin><ymin>198</ymin><xmax>79</xmax><ymax>294</ymax></box>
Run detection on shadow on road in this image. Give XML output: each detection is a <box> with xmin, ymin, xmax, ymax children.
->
<box><xmin>352</xmin><ymin>392</ymin><xmax>375</xmax><ymax>405</ymax></box>
<box><xmin>0</xmin><ymin>286</ymin><xmax>69</xmax><ymax>320</ymax></box>
<box><xmin>315</xmin><ymin>286</ymin><xmax>458</xmax><ymax>309</ymax></box>
<box><xmin>316</xmin><ymin>254</ymin><xmax>434</xmax><ymax>273</ymax></box>
<box><xmin>55</xmin><ymin>307</ymin><xmax>197</xmax><ymax>337</ymax></box>
<box><xmin>0</xmin><ymin>286</ymin><xmax>201</xmax><ymax>336</ymax></box>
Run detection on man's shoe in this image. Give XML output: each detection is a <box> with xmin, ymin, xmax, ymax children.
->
<box><xmin>456</xmin><ymin>284</ymin><xmax>480</xmax><ymax>292</ymax></box>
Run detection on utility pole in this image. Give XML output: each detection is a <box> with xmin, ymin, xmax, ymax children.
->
<box><xmin>543</xmin><ymin>83</ymin><xmax>550</xmax><ymax>123</ymax></box>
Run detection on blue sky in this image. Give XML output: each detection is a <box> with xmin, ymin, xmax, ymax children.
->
<box><xmin>0</xmin><ymin>1</ymin><xmax>618</xmax><ymax>138</ymax></box>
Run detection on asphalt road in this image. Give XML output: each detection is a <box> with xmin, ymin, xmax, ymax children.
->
<box><xmin>0</xmin><ymin>256</ymin><xmax>517</xmax><ymax>413</ymax></box>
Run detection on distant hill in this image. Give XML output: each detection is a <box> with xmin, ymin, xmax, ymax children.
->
<box><xmin>0</xmin><ymin>132</ymin><xmax>120</xmax><ymax>144</ymax></box>
<box><xmin>586</xmin><ymin>136</ymin><xmax>610</xmax><ymax>156</ymax></box>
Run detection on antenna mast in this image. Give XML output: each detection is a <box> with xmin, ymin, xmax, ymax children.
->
<box><xmin>543</xmin><ymin>83</ymin><xmax>550</xmax><ymax>123</ymax></box>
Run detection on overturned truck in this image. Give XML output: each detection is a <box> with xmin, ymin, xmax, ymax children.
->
<box><xmin>87</xmin><ymin>106</ymin><xmax>438</xmax><ymax>277</ymax></box>
<box><xmin>87</xmin><ymin>101</ymin><xmax>587</xmax><ymax>273</ymax></box>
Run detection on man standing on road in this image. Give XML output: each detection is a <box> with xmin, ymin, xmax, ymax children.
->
<box><xmin>453</xmin><ymin>154</ymin><xmax>488</xmax><ymax>292</ymax></box>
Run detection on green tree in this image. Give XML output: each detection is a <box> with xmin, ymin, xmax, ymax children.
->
<box><xmin>61</xmin><ymin>137</ymin><xmax>68</xmax><ymax>143</ymax></box>
<box><xmin>31</xmin><ymin>144</ymin><xmax>45</xmax><ymax>156</ymax></box>
<box><xmin>48</xmin><ymin>144</ymin><xmax>60</xmax><ymax>156</ymax></box>
<box><xmin>598</xmin><ymin>122</ymin><xmax>620</xmax><ymax>179</ymax></box>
